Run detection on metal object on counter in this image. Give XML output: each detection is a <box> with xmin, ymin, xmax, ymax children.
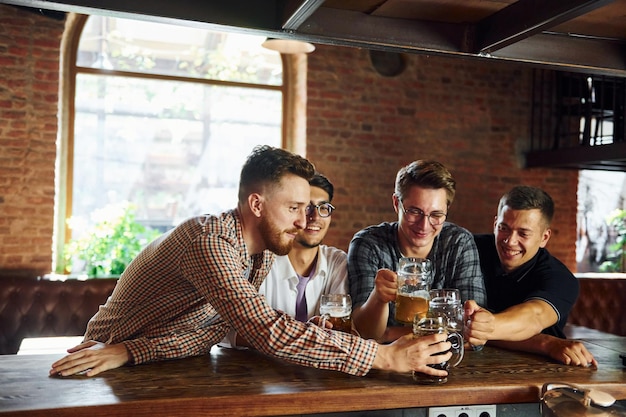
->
<box><xmin>541</xmin><ymin>382</ymin><xmax>626</xmax><ymax>417</ymax></box>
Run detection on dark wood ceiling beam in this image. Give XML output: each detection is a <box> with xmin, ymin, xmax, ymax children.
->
<box><xmin>526</xmin><ymin>143</ymin><xmax>626</xmax><ymax>171</ymax></box>
<box><xmin>475</xmin><ymin>0</ymin><xmax>616</xmax><ymax>54</ymax></box>
<box><xmin>2</xmin><ymin>0</ymin><xmax>625</xmax><ymax>76</ymax></box>
<box><xmin>0</xmin><ymin>0</ymin><xmax>285</xmax><ymax>33</ymax></box>
<box><xmin>299</xmin><ymin>8</ymin><xmax>466</xmax><ymax>53</ymax></box>
<box><xmin>493</xmin><ymin>32</ymin><xmax>626</xmax><ymax>77</ymax></box>
<box><xmin>300</xmin><ymin>8</ymin><xmax>626</xmax><ymax>77</ymax></box>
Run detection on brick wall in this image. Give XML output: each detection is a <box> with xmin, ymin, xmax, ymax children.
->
<box><xmin>305</xmin><ymin>45</ymin><xmax>578</xmax><ymax>268</ymax></box>
<box><xmin>0</xmin><ymin>6</ymin><xmax>63</xmax><ymax>276</ymax></box>
<box><xmin>0</xmin><ymin>5</ymin><xmax>578</xmax><ymax>275</ymax></box>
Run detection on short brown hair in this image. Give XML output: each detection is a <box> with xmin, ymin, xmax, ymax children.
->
<box><xmin>498</xmin><ymin>185</ymin><xmax>554</xmax><ymax>226</ymax></box>
<box><xmin>238</xmin><ymin>145</ymin><xmax>315</xmax><ymax>203</ymax></box>
<box><xmin>394</xmin><ymin>160</ymin><xmax>456</xmax><ymax>207</ymax></box>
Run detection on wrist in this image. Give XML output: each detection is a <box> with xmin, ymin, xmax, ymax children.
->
<box><xmin>372</xmin><ymin>290</ymin><xmax>392</xmax><ymax>307</ymax></box>
<box><xmin>372</xmin><ymin>344</ymin><xmax>392</xmax><ymax>371</ymax></box>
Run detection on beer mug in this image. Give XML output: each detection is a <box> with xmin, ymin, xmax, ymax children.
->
<box><xmin>395</xmin><ymin>257</ymin><xmax>432</xmax><ymax>325</ymax></box>
<box><xmin>428</xmin><ymin>288</ymin><xmax>464</xmax><ymax>334</ymax></box>
<box><xmin>319</xmin><ymin>294</ymin><xmax>353</xmax><ymax>334</ymax></box>
<box><xmin>412</xmin><ymin>316</ymin><xmax>464</xmax><ymax>384</ymax></box>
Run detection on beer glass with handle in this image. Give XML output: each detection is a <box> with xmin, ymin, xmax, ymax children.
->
<box><xmin>395</xmin><ymin>257</ymin><xmax>432</xmax><ymax>325</ymax></box>
<box><xmin>412</xmin><ymin>316</ymin><xmax>464</xmax><ymax>384</ymax></box>
<box><xmin>319</xmin><ymin>294</ymin><xmax>353</xmax><ymax>334</ymax></box>
<box><xmin>427</xmin><ymin>288</ymin><xmax>464</xmax><ymax>334</ymax></box>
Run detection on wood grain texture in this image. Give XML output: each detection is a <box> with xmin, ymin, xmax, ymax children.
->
<box><xmin>0</xmin><ymin>336</ymin><xmax>624</xmax><ymax>417</ymax></box>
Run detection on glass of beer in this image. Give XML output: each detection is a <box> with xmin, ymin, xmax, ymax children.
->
<box><xmin>412</xmin><ymin>316</ymin><xmax>464</xmax><ymax>384</ymax></box>
<box><xmin>394</xmin><ymin>257</ymin><xmax>432</xmax><ymax>325</ymax></box>
<box><xmin>319</xmin><ymin>294</ymin><xmax>353</xmax><ymax>334</ymax></box>
<box><xmin>428</xmin><ymin>288</ymin><xmax>464</xmax><ymax>334</ymax></box>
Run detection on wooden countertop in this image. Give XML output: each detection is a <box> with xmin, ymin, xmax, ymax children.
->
<box><xmin>0</xmin><ymin>335</ymin><xmax>624</xmax><ymax>417</ymax></box>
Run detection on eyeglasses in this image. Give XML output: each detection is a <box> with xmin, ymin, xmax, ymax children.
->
<box><xmin>399</xmin><ymin>200</ymin><xmax>447</xmax><ymax>226</ymax></box>
<box><xmin>305</xmin><ymin>203</ymin><xmax>335</xmax><ymax>218</ymax></box>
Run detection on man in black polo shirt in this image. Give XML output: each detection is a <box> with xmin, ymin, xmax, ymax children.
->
<box><xmin>465</xmin><ymin>185</ymin><xmax>597</xmax><ymax>367</ymax></box>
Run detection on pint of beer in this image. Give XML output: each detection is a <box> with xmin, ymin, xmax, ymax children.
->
<box><xmin>319</xmin><ymin>294</ymin><xmax>353</xmax><ymax>334</ymax></box>
<box><xmin>412</xmin><ymin>316</ymin><xmax>464</xmax><ymax>384</ymax></box>
<box><xmin>395</xmin><ymin>292</ymin><xmax>430</xmax><ymax>324</ymax></box>
<box><xmin>395</xmin><ymin>257</ymin><xmax>432</xmax><ymax>325</ymax></box>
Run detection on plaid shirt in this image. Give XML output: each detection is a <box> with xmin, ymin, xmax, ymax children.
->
<box><xmin>348</xmin><ymin>221</ymin><xmax>487</xmax><ymax>326</ymax></box>
<box><xmin>85</xmin><ymin>210</ymin><xmax>377</xmax><ymax>376</ymax></box>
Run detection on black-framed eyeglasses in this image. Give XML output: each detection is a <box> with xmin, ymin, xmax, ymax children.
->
<box><xmin>305</xmin><ymin>203</ymin><xmax>335</xmax><ymax>218</ymax></box>
<box><xmin>399</xmin><ymin>200</ymin><xmax>447</xmax><ymax>226</ymax></box>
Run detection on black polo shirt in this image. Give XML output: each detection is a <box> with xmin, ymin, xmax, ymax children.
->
<box><xmin>473</xmin><ymin>234</ymin><xmax>579</xmax><ymax>338</ymax></box>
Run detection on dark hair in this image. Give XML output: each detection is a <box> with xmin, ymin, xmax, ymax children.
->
<box><xmin>498</xmin><ymin>185</ymin><xmax>554</xmax><ymax>225</ymax></box>
<box><xmin>309</xmin><ymin>172</ymin><xmax>334</xmax><ymax>202</ymax></box>
<box><xmin>238</xmin><ymin>145</ymin><xmax>315</xmax><ymax>203</ymax></box>
<box><xmin>394</xmin><ymin>160</ymin><xmax>456</xmax><ymax>206</ymax></box>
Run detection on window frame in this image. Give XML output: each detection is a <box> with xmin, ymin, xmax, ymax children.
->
<box><xmin>55</xmin><ymin>14</ymin><xmax>306</xmax><ymax>272</ymax></box>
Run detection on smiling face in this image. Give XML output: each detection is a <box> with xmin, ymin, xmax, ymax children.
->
<box><xmin>258</xmin><ymin>173</ymin><xmax>310</xmax><ymax>256</ymax></box>
<box><xmin>295</xmin><ymin>185</ymin><xmax>332</xmax><ymax>249</ymax></box>
<box><xmin>494</xmin><ymin>205</ymin><xmax>551</xmax><ymax>273</ymax></box>
<box><xmin>394</xmin><ymin>186</ymin><xmax>448</xmax><ymax>258</ymax></box>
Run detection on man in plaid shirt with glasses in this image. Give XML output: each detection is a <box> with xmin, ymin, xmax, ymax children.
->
<box><xmin>348</xmin><ymin>160</ymin><xmax>486</xmax><ymax>343</ymax></box>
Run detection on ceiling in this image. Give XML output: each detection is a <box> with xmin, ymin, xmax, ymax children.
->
<box><xmin>3</xmin><ymin>0</ymin><xmax>626</xmax><ymax>76</ymax></box>
<box><xmin>3</xmin><ymin>0</ymin><xmax>626</xmax><ymax>170</ymax></box>
<box><xmin>304</xmin><ymin>0</ymin><xmax>626</xmax><ymax>76</ymax></box>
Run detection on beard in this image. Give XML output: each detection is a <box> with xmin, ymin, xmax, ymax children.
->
<box><xmin>296</xmin><ymin>234</ymin><xmax>323</xmax><ymax>249</ymax></box>
<box><xmin>259</xmin><ymin>215</ymin><xmax>296</xmax><ymax>256</ymax></box>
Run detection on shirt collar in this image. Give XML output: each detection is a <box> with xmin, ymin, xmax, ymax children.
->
<box><xmin>497</xmin><ymin>250</ymin><xmax>540</xmax><ymax>282</ymax></box>
<box><xmin>273</xmin><ymin>246</ymin><xmax>327</xmax><ymax>284</ymax></box>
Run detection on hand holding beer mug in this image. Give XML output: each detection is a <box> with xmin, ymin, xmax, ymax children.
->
<box><xmin>319</xmin><ymin>294</ymin><xmax>353</xmax><ymax>334</ymax></box>
<box><xmin>412</xmin><ymin>316</ymin><xmax>464</xmax><ymax>384</ymax></box>
<box><xmin>395</xmin><ymin>257</ymin><xmax>432</xmax><ymax>325</ymax></box>
<box><xmin>428</xmin><ymin>288</ymin><xmax>464</xmax><ymax>334</ymax></box>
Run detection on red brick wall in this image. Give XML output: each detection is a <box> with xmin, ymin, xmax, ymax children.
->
<box><xmin>0</xmin><ymin>6</ymin><xmax>63</xmax><ymax>276</ymax></box>
<box><xmin>0</xmin><ymin>5</ymin><xmax>578</xmax><ymax>275</ymax></box>
<box><xmin>306</xmin><ymin>45</ymin><xmax>578</xmax><ymax>269</ymax></box>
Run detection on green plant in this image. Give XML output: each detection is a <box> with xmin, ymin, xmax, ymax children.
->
<box><xmin>62</xmin><ymin>202</ymin><xmax>161</xmax><ymax>277</ymax></box>
<box><xmin>599</xmin><ymin>209</ymin><xmax>626</xmax><ymax>272</ymax></box>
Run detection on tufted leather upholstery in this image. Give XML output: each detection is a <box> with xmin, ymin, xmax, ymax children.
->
<box><xmin>567</xmin><ymin>277</ymin><xmax>626</xmax><ymax>336</ymax></box>
<box><xmin>1</xmin><ymin>275</ymin><xmax>623</xmax><ymax>354</ymax></box>
<box><xmin>0</xmin><ymin>276</ymin><xmax>118</xmax><ymax>355</ymax></box>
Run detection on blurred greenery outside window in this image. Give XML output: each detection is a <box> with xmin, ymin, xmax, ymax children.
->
<box><xmin>61</xmin><ymin>16</ymin><xmax>283</xmax><ymax>277</ymax></box>
<box><xmin>576</xmin><ymin>170</ymin><xmax>626</xmax><ymax>274</ymax></box>
<box><xmin>598</xmin><ymin>209</ymin><xmax>626</xmax><ymax>272</ymax></box>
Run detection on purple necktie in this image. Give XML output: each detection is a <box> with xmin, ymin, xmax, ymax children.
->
<box><xmin>295</xmin><ymin>276</ymin><xmax>310</xmax><ymax>322</ymax></box>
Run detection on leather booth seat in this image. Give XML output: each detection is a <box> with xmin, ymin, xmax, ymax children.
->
<box><xmin>567</xmin><ymin>277</ymin><xmax>626</xmax><ymax>336</ymax></box>
<box><xmin>0</xmin><ymin>276</ymin><xmax>118</xmax><ymax>355</ymax></box>
<box><xmin>1</xmin><ymin>275</ymin><xmax>623</xmax><ymax>355</ymax></box>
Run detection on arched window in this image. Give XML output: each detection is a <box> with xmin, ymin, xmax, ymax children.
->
<box><xmin>56</xmin><ymin>14</ymin><xmax>300</xmax><ymax>274</ymax></box>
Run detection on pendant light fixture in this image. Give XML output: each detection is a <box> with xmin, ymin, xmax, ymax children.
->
<box><xmin>261</xmin><ymin>38</ymin><xmax>315</xmax><ymax>54</ymax></box>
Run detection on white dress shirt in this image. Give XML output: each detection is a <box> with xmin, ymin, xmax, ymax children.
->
<box><xmin>259</xmin><ymin>244</ymin><xmax>348</xmax><ymax>319</ymax></box>
<box><xmin>220</xmin><ymin>244</ymin><xmax>347</xmax><ymax>348</ymax></box>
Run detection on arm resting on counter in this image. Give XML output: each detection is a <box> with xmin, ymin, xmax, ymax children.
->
<box><xmin>490</xmin><ymin>333</ymin><xmax>598</xmax><ymax>368</ymax></box>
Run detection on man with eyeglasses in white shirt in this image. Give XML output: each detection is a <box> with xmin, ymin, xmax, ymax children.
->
<box><xmin>348</xmin><ymin>160</ymin><xmax>487</xmax><ymax>343</ymax></box>
<box><xmin>221</xmin><ymin>172</ymin><xmax>348</xmax><ymax>348</ymax></box>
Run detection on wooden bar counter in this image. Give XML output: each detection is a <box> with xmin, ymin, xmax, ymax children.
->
<box><xmin>0</xmin><ymin>333</ymin><xmax>624</xmax><ymax>417</ymax></box>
